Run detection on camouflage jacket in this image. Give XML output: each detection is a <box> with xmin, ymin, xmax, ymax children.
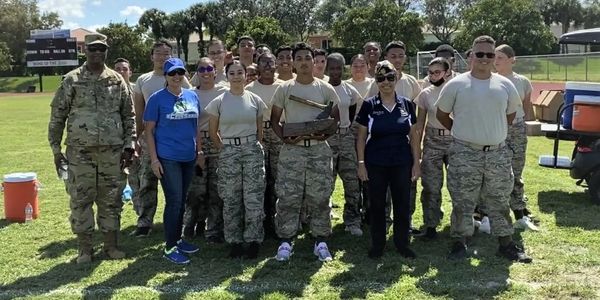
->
<box><xmin>48</xmin><ymin>63</ymin><xmax>136</xmax><ymax>154</ymax></box>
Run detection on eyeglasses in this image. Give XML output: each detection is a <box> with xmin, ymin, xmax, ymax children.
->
<box><xmin>375</xmin><ymin>73</ymin><xmax>396</xmax><ymax>83</ymax></box>
<box><xmin>428</xmin><ymin>70</ymin><xmax>444</xmax><ymax>76</ymax></box>
<box><xmin>87</xmin><ymin>46</ymin><xmax>107</xmax><ymax>53</ymax></box>
<box><xmin>167</xmin><ymin>69</ymin><xmax>186</xmax><ymax>76</ymax></box>
<box><xmin>197</xmin><ymin>65</ymin><xmax>214</xmax><ymax>73</ymax></box>
<box><xmin>474</xmin><ymin>52</ymin><xmax>495</xmax><ymax>59</ymax></box>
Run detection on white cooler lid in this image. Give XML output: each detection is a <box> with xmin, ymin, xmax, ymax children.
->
<box><xmin>3</xmin><ymin>172</ymin><xmax>37</xmax><ymax>183</ymax></box>
<box><xmin>566</xmin><ymin>81</ymin><xmax>600</xmax><ymax>92</ymax></box>
<box><xmin>574</xmin><ymin>95</ymin><xmax>600</xmax><ymax>104</ymax></box>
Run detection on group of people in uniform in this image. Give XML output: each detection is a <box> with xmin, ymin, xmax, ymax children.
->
<box><xmin>48</xmin><ymin>32</ymin><xmax>537</xmax><ymax>265</ymax></box>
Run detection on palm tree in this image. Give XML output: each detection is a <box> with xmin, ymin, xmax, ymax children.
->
<box><xmin>164</xmin><ymin>11</ymin><xmax>195</xmax><ymax>63</ymax></box>
<box><xmin>138</xmin><ymin>8</ymin><xmax>167</xmax><ymax>40</ymax></box>
<box><xmin>188</xmin><ymin>3</ymin><xmax>207</xmax><ymax>57</ymax></box>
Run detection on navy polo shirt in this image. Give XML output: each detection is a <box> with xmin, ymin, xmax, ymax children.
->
<box><xmin>355</xmin><ymin>94</ymin><xmax>416</xmax><ymax>167</ymax></box>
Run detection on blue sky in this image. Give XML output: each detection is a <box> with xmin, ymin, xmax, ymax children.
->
<box><xmin>39</xmin><ymin>0</ymin><xmax>208</xmax><ymax>32</ymax></box>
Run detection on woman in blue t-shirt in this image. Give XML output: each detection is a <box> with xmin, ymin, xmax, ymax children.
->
<box><xmin>144</xmin><ymin>58</ymin><xmax>205</xmax><ymax>264</ymax></box>
<box><xmin>355</xmin><ymin>60</ymin><xmax>421</xmax><ymax>259</ymax></box>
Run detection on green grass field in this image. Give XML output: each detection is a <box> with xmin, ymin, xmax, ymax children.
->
<box><xmin>0</xmin><ymin>94</ymin><xmax>599</xmax><ymax>299</ymax></box>
<box><xmin>0</xmin><ymin>76</ymin><xmax>62</xmax><ymax>93</ymax></box>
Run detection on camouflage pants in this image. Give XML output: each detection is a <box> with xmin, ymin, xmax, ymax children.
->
<box><xmin>217</xmin><ymin>140</ymin><xmax>266</xmax><ymax>243</ymax></box>
<box><xmin>327</xmin><ymin>129</ymin><xmax>361</xmax><ymax>226</ymax></box>
<box><xmin>420</xmin><ymin>129</ymin><xmax>453</xmax><ymax>228</ymax></box>
<box><xmin>133</xmin><ymin>139</ymin><xmax>159</xmax><ymax>228</ymax></box>
<box><xmin>507</xmin><ymin>121</ymin><xmax>528</xmax><ymax>211</ymax></box>
<box><xmin>66</xmin><ymin>146</ymin><xmax>126</xmax><ymax>234</ymax></box>
<box><xmin>183</xmin><ymin>136</ymin><xmax>223</xmax><ymax>238</ymax></box>
<box><xmin>275</xmin><ymin>142</ymin><xmax>334</xmax><ymax>239</ymax></box>
<box><xmin>264</xmin><ymin>127</ymin><xmax>283</xmax><ymax>227</ymax></box>
<box><xmin>448</xmin><ymin>140</ymin><xmax>514</xmax><ymax>238</ymax></box>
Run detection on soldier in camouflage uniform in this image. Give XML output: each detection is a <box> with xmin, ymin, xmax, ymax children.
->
<box><xmin>270</xmin><ymin>42</ymin><xmax>340</xmax><ymax>262</ymax></box>
<box><xmin>436</xmin><ymin>35</ymin><xmax>531</xmax><ymax>263</ymax></box>
<box><xmin>183</xmin><ymin>57</ymin><xmax>227</xmax><ymax>242</ymax></box>
<box><xmin>206</xmin><ymin>60</ymin><xmax>266</xmax><ymax>259</ymax></box>
<box><xmin>48</xmin><ymin>33</ymin><xmax>135</xmax><ymax>264</ymax></box>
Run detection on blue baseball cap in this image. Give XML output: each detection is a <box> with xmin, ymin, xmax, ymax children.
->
<box><xmin>163</xmin><ymin>58</ymin><xmax>186</xmax><ymax>74</ymax></box>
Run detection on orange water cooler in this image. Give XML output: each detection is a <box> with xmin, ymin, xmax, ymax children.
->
<box><xmin>572</xmin><ymin>95</ymin><xmax>600</xmax><ymax>132</ymax></box>
<box><xmin>2</xmin><ymin>172</ymin><xmax>40</xmax><ymax>222</ymax></box>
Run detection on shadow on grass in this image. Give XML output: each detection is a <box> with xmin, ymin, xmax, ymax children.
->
<box><xmin>0</xmin><ymin>219</ymin><xmax>11</xmax><ymax>230</ymax></box>
<box><xmin>0</xmin><ymin>77</ymin><xmax>37</xmax><ymax>93</ymax></box>
<box><xmin>538</xmin><ymin>190</ymin><xmax>600</xmax><ymax>230</ymax></box>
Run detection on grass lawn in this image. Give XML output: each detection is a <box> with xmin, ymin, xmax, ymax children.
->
<box><xmin>0</xmin><ymin>76</ymin><xmax>63</xmax><ymax>93</ymax></box>
<box><xmin>1</xmin><ymin>94</ymin><xmax>599</xmax><ymax>299</ymax></box>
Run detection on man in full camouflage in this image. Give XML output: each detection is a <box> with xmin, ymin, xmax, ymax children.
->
<box><xmin>48</xmin><ymin>33</ymin><xmax>135</xmax><ymax>264</ymax></box>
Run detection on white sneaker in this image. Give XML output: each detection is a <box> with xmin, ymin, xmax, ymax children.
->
<box><xmin>474</xmin><ymin>220</ymin><xmax>482</xmax><ymax>228</ymax></box>
<box><xmin>479</xmin><ymin>216</ymin><xmax>491</xmax><ymax>234</ymax></box>
<box><xmin>313</xmin><ymin>242</ymin><xmax>333</xmax><ymax>262</ymax></box>
<box><xmin>345</xmin><ymin>225</ymin><xmax>363</xmax><ymax>236</ymax></box>
<box><xmin>275</xmin><ymin>242</ymin><xmax>293</xmax><ymax>261</ymax></box>
<box><xmin>514</xmin><ymin>216</ymin><xmax>539</xmax><ymax>231</ymax></box>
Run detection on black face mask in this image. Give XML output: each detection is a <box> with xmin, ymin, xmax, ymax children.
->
<box><xmin>429</xmin><ymin>76</ymin><xmax>445</xmax><ymax>87</ymax></box>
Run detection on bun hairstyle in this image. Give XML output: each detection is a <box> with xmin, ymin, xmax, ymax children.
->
<box><xmin>375</xmin><ymin>60</ymin><xmax>396</xmax><ymax>75</ymax></box>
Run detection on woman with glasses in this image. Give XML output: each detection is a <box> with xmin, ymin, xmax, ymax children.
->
<box><xmin>183</xmin><ymin>57</ymin><xmax>228</xmax><ymax>243</ymax></box>
<box><xmin>494</xmin><ymin>44</ymin><xmax>537</xmax><ymax>231</ymax></box>
<box><xmin>144</xmin><ymin>58</ymin><xmax>204</xmax><ymax>264</ymax></box>
<box><xmin>414</xmin><ymin>58</ymin><xmax>454</xmax><ymax>239</ymax></box>
<box><xmin>206</xmin><ymin>60</ymin><xmax>267</xmax><ymax>259</ymax></box>
<box><xmin>355</xmin><ymin>60</ymin><xmax>421</xmax><ymax>259</ymax></box>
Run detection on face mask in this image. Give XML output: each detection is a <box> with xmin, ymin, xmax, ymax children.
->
<box><xmin>429</xmin><ymin>76</ymin><xmax>445</xmax><ymax>87</ymax></box>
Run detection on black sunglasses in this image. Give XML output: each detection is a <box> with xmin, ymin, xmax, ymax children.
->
<box><xmin>167</xmin><ymin>69</ymin><xmax>186</xmax><ymax>76</ymax></box>
<box><xmin>474</xmin><ymin>52</ymin><xmax>495</xmax><ymax>59</ymax></box>
<box><xmin>375</xmin><ymin>73</ymin><xmax>396</xmax><ymax>83</ymax></box>
<box><xmin>87</xmin><ymin>46</ymin><xmax>107</xmax><ymax>53</ymax></box>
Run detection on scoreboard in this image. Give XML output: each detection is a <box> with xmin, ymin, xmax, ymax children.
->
<box><xmin>26</xmin><ymin>37</ymin><xmax>78</xmax><ymax>67</ymax></box>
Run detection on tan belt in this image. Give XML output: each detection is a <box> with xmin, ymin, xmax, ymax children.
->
<box><xmin>425</xmin><ymin>126</ymin><xmax>451</xmax><ymax>136</ymax></box>
<box><xmin>222</xmin><ymin>135</ymin><xmax>257</xmax><ymax>146</ymax></box>
<box><xmin>295</xmin><ymin>139</ymin><xmax>326</xmax><ymax>147</ymax></box>
<box><xmin>199</xmin><ymin>130</ymin><xmax>209</xmax><ymax>138</ymax></box>
<box><xmin>455</xmin><ymin>139</ymin><xmax>505</xmax><ymax>152</ymax></box>
<box><xmin>263</xmin><ymin>121</ymin><xmax>272</xmax><ymax>129</ymax></box>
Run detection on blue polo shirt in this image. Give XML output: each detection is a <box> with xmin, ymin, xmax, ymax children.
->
<box><xmin>355</xmin><ymin>94</ymin><xmax>416</xmax><ymax>167</ymax></box>
<box><xmin>143</xmin><ymin>88</ymin><xmax>200</xmax><ymax>162</ymax></box>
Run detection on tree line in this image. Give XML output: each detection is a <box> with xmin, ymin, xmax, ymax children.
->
<box><xmin>2</xmin><ymin>0</ymin><xmax>600</xmax><ymax>74</ymax></box>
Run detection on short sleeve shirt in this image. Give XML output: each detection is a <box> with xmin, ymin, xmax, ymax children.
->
<box><xmin>414</xmin><ymin>85</ymin><xmax>446</xmax><ymax>129</ymax></box>
<box><xmin>503</xmin><ymin>72</ymin><xmax>532</xmax><ymax>120</ymax></box>
<box><xmin>194</xmin><ymin>85</ymin><xmax>228</xmax><ymax>131</ymax></box>
<box><xmin>272</xmin><ymin>79</ymin><xmax>340</xmax><ymax>123</ymax></box>
<box><xmin>367</xmin><ymin>72</ymin><xmax>421</xmax><ymax>100</ymax></box>
<box><xmin>134</xmin><ymin>71</ymin><xmax>192</xmax><ymax>102</ymax></box>
<box><xmin>143</xmin><ymin>88</ymin><xmax>200</xmax><ymax>162</ymax></box>
<box><xmin>356</xmin><ymin>94</ymin><xmax>417</xmax><ymax>167</ymax></box>
<box><xmin>333</xmin><ymin>82</ymin><xmax>360</xmax><ymax>128</ymax></box>
<box><xmin>345</xmin><ymin>77</ymin><xmax>374</xmax><ymax>115</ymax></box>
<box><xmin>435</xmin><ymin>72</ymin><xmax>522</xmax><ymax>145</ymax></box>
<box><xmin>205</xmin><ymin>91</ymin><xmax>265</xmax><ymax>138</ymax></box>
<box><xmin>246</xmin><ymin>79</ymin><xmax>285</xmax><ymax>121</ymax></box>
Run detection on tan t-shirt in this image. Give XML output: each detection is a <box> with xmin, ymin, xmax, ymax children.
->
<box><xmin>414</xmin><ymin>85</ymin><xmax>446</xmax><ymax>129</ymax></box>
<box><xmin>134</xmin><ymin>71</ymin><xmax>192</xmax><ymax>102</ymax></box>
<box><xmin>435</xmin><ymin>72</ymin><xmax>522</xmax><ymax>145</ymax></box>
<box><xmin>246</xmin><ymin>79</ymin><xmax>285</xmax><ymax>121</ymax></box>
<box><xmin>272</xmin><ymin>78</ymin><xmax>340</xmax><ymax>123</ymax></box>
<box><xmin>333</xmin><ymin>82</ymin><xmax>360</xmax><ymax>128</ymax></box>
<box><xmin>194</xmin><ymin>85</ymin><xmax>228</xmax><ymax>131</ymax></box>
<box><xmin>367</xmin><ymin>72</ymin><xmax>421</xmax><ymax>100</ymax></box>
<box><xmin>205</xmin><ymin>90</ymin><xmax>265</xmax><ymax>138</ymax></box>
<box><xmin>345</xmin><ymin>77</ymin><xmax>374</xmax><ymax>116</ymax></box>
<box><xmin>502</xmin><ymin>72</ymin><xmax>532</xmax><ymax>120</ymax></box>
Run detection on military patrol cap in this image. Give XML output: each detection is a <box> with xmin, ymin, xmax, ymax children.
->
<box><xmin>85</xmin><ymin>33</ymin><xmax>109</xmax><ymax>47</ymax></box>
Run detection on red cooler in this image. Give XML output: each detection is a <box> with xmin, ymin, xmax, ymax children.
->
<box><xmin>2</xmin><ymin>172</ymin><xmax>39</xmax><ymax>222</ymax></box>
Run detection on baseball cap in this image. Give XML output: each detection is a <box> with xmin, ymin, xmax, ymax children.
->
<box><xmin>163</xmin><ymin>58</ymin><xmax>186</xmax><ymax>74</ymax></box>
<box><xmin>85</xmin><ymin>33</ymin><xmax>108</xmax><ymax>47</ymax></box>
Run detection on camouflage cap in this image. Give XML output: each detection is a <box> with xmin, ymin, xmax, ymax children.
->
<box><xmin>85</xmin><ymin>33</ymin><xmax>108</xmax><ymax>47</ymax></box>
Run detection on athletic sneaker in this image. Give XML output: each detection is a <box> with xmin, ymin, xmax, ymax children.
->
<box><xmin>176</xmin><ymin>239</ymin><xmax>199</xmax><ymax>254</ymax></box>
<box><xmin>514</xmin><ymin>216</ymin><xmax>539</xmax><ymax>231</ymax></box>
<box><xmin>164</xmin><ymin>246</ymin><xmax>190</xmax><ymax>264</ymax></box>
<box><xmin>275</xmin><ymin>242</ymin><xmax>293</xmax><ymax>261</ymax></box>
<box><xmin>314</xmin><ymin>242</ymin><xmax>333</xmax><ymax>262</ymax></box>
<box><xmin>479</xmin><ymin>216</ymin><xmax>491</xmax><ymax>234</ymax></box>
<box><xmin>345</xmin><ymin>225</ymin><xmax>363</xmax><ymax>236</ymax></box>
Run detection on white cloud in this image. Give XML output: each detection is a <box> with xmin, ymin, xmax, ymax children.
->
<box><xmin>62</xmin><ymin>21</ymin><xmax>81</xmax><ymax>30</ymax></box>
<box><xmin>91</xmin><ymin>0</ymin><xmax>102</xmax><ymax>6</ymax></box>
<box><xmin>120</xmin><ymin>6</ymin><xmax>146</xmax><ymax>17</ymax></box>
<box><xmin>86</xmin><ymin>24</ymin><xmax>106</xmax><ymax>32</ymax></box>
<box><xmin>39</xmin><ymin>0</ymin><xmax>86</xmax><ymax>19</ymax></box>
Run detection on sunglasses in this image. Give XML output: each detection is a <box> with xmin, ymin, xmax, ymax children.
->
<box><xmin>375</xmin><ymin>73</ymin><xmax>396</xmax><ymax>83</ymax></box>
<box><xmin>167</xmin><ymin>69</ymin><xmax>186</xmax><ymax>76</ymax></box>
<box><xmin>87</xmin><ymin>46</ymin><xmax>107</xmax><ymax>53</ymax></box>
<box><xmin>474</xmin><ymin>52</ymin><xmax>495</xmax><ymax>59</ymax></box>
<box><xmin>197</xmin><ymin>65</ymin><xmax>214</xmax><ymax>73</ymax></box>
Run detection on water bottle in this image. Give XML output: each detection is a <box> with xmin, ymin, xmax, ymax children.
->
<box><xmin>25</xmin><ymin>203</ymin><xmax>33</xmax><ymax>223</ymax></box>
<box><xmin>58</xmin><ymin>161</ymin><xmax>68</xmax><ymax>180</ymax></box>
<box><xmin>122</xmin><ymin>184</ymin><xmax>133</xmax><ymax>203</ymax></box>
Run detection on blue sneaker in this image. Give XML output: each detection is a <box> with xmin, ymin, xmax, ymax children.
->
<box><xmin>164</xmin><ymin>246</ymin><xmax>190</xmax><ymax>264</ymax></box>
<box><xmin>177</xmin><ymin>239</ymin><xmax>199</xmax><ymax>254</ymax></box>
